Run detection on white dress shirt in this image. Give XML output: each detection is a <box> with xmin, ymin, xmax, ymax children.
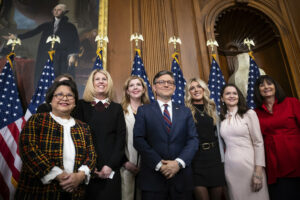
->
<box><xmin>157</xmin><ymin>99</ymin><xmax>173</xmax><ymax>121</ymax></box>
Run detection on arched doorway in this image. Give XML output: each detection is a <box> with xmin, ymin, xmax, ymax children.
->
<box><xmin>203</xmin><ymin>1</ymin><xmax>300</xmax><ymax>98</ymax></box>
<box><xmin>214</xmin><ymin>5</ymin><xmax>293</xmax><ymax>97</ymax></box>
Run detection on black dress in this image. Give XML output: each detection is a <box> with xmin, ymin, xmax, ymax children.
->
<box><xmin>72</xmin><ymin>99</ymin><xmax>126</xmax><ymax>200</ymax></box>
<box><xmin>191</xmin><ymin>104</ymin><xmax>225</xmax><ymax>187</ymax></box>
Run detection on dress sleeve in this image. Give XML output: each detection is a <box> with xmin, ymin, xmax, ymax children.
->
<box><xmin>245</xmin><ymin>110</ymin><xmax>266</xmax><ymax>167</ymax></box>
<box><xmin>19</xmin><ymin>114</ymin><xmax>55</xmax><ymax>178</ymax></box>
<box><xmin>290</xmin><ymin>97</ymin><xmax>300</xmax><ymax>127</ymax></box>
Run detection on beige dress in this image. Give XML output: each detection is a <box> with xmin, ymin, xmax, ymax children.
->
<box><xmin>121</xmin><ymin>105</ymin><xmax>141</xmax><ymax>200</ymax></box>
<box><xmin>220</xmin><ymin>108</ymin><xmax>269</xmax><ymax>200</ymax></box>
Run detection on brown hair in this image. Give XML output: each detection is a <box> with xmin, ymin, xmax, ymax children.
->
<box><xmin>219</xmin><ymin>84</ymin><xmax>249</xmax><ymax>121</ymax></box>
<box><xmin>121</xmin><ymin>76</ymin><xmax>150</xmax><ymax>113</ymax></box>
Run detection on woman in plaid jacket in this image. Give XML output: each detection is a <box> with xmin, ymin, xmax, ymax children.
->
<box><xmin>15</xmin><ymin>80</ymin><xmax>96</xmax><ymax>200</ymax></box>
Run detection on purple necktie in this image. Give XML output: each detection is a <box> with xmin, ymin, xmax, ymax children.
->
<box><xmin>163</xmin><ymin>104</ymin><xmax>172</xmax><ymax>132</ymax></box>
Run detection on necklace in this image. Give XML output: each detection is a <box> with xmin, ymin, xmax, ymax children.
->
<box><xmin>130</xmin><ymin>105</ymin><xmax>137</xmax><ymax>114</ymax></box>
<box><xmin>193</xmin><ymin>105</ymin><xmax>205</xmax><ymax>117</ymax></box>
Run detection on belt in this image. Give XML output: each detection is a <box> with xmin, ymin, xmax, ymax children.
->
<box><xmin>200</xmin><ymin>141</ymin><xmax>217</xmax><ymax>150</ymax></box>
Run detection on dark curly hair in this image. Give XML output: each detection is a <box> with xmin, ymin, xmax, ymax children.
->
<box><xmin>220</xmin><ymin>84</ymin><xmax>249</xmax><ymax>121</ymax></box>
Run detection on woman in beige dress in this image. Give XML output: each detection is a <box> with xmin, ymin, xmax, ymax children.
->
<box><xmin>219</xmin><ymin>84</ymin><xmax>269</xmax><ymax>200</ymax></box>
<box><xmin>121</xmin><ymin>76</ymin><xmax>150</xmax><ymax>200</ymax></box>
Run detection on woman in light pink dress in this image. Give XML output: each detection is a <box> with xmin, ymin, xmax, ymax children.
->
<box><xmin>219</xmin><ymin>84</ymin><xmax>269</xmax><ymax>200</ymax></box>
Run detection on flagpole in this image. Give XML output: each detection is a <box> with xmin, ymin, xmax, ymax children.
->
<box><xmin>130</xmin><ymin>33</ymin><xmax>155</xmax><ymax>102</ymax></box>
<box><xmin>207</xmin><ymin>39</ymin><xmax>226</xmax><ymax>112</ymax></box>
<box><xmin>97</xmin><ymin>0</ymin><xmax>108</xmax><ymax>70</ymax></box>
<box><xmin>168</xmin><ymin>36</ymin><xmax>186</xmax><ymax>105</ymax></box>
<box><xmin>0</xmin><ymin>44</ymin><xmax>25</xmax><ymax>200</ymax></box>
<box><xmin>243</xmin><ymin>38</ymin><xmax>261</xmax><ymax>109</ymax></box>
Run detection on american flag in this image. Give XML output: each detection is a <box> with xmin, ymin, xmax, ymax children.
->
<box><xmin>93</xmin><ymin>48</ymin><xmax>104</xmax><ymax>70</ymax></box>
<box><xmin>0</xmin><ymin>53</ymin><xmax>26</xmax><ymax>200</ymax></box>
<box><xmin>246</xmin><ymin>52</ymin><xmax>260</xmax><ymax>109</ymax></box>
<box><xmin>24</xmin><ymin>50</ymin><xmax>55</xmax><ymax>120</ymax></box>
<box><xmin>208</xmin><ymin>55</ymin><xmax>226</xmax><ymax>112</ymax></box>
<box><xmin>131</xmin><ymin>49</ymin><xmax>155</xmax><ymax>102</ymax></box>
<box><xmin>171</xmin><ymin>52</ymin><xmax>186</xmax><ymax>105</ymax></box>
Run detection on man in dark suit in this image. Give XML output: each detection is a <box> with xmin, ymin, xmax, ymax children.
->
<box><xmin>3</xmin><ymin>4</ymin><xmax>79</xmax><ymax>86</ymax></box>
<box><xmin>133</xmin><ymin>70</ymin><xmax>199</xmax><ymax>200</ymax></box>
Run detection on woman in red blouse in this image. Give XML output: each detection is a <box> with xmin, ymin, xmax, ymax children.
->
<box><xmin>254</xmin><ymin>75</ymin><xmax>300</xmax><ymax>200</ymax></box>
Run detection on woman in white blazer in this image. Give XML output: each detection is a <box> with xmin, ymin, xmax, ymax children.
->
<box><xmin>121</xmin><ymin>76</ymin><xmax>150</xmax><ymax>200</ymax></box>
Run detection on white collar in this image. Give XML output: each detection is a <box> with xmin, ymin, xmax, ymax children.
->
<box><xmin>50</xmin><ymin>112</ymin><xmax>75</xmax><ymax>127</ymax></box>
<box><xmin>157</xmin><ymin>99</ymin><xmax>172</xmax><ymax>108</ymax></box>
<box><xmin>93</xmin><ymin>97</ymin><xmax>109</xmax><ymax>105</ymax></box>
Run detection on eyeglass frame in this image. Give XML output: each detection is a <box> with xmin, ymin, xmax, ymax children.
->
<box><xmin>154</xmin><ymin>80</ymin><xmax>175</xmax><ymax>86</ymax></box>
<box><xmin>53</xmin><ymin>93</ymin><xmax>75</xmax><ymax>100</ymax></box>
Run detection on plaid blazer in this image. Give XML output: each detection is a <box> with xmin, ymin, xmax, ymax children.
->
<box><xmin>15</xmin><ymin>113</ymin><xmax>96</xmax><ymax>200</ymax></box>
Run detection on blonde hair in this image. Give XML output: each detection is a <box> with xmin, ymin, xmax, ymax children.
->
<box><xmin>83</xmin><ymin>69</ymin><xmax>114</xmax><ymax>102</ymax></box>
<box><xmin>184</xmin><ymin>78</ymin><xmax>217</xmax><ymax>125</ymax></box>
<box><xmin>121</xmin><ymin>76</ymin><xmax>150</xmax><ymax>113</ymax></box>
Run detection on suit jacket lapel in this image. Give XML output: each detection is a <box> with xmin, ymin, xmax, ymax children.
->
<box><xmin>170</xmin><ymin>103</ymin><xmax>179</xmax><ymax>134</ymax></box>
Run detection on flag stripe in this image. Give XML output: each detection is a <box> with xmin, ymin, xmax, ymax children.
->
<box><xmin>0</xmin><ymin>53</ymin><xmax>24</xmax><ymax>200</ymax></box>
<box><xmin>0</xmin><ymin>133</ymin><xmax>21</xmax><ymax>181</ymax></box>
<box><xmin>0</xmin><ymin>153</ymin><xmax>17</xmax><ymax>200</ymax></box>
<box><xmin>0</xmin><ymin>167</ymin><xmax>10</xmax><ymax>200</ymax></box>
<box><xmin>6</xmin><ymin>121</ymin><xmax>20</xmax><ymax>145</ymax></box>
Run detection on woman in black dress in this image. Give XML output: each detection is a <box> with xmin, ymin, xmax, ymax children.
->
<box><xmin>185</xmin><ymin>78</ymin><xmax>226</xmax><ymax>200</ymax></box>
<box><xmin>73</xmin><ymin>69</ymin><xmax>126</xmax><ymax>200</ymax></box>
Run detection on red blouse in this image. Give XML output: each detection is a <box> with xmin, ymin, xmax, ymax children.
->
<box><xmin>255</xmin><ymin>97</ymin><xmax>300</xmax><ymax>184</ymax></box>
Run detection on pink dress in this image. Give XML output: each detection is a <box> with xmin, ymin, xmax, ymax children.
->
<box><xmin>220</xmin><ymin>108</ymin><xmax>269</xmax><ymax>200</ymax></box>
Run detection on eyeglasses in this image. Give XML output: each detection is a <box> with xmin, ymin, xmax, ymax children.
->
<box><xmin>53</xmin><ymin>93</ymin><xmax>75</xmax><ymax>100</ymax></box>
<box><xmin>155</xmin><ymin>80</ymin><xmax>175</xmax><ymax>86</ymax></box>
